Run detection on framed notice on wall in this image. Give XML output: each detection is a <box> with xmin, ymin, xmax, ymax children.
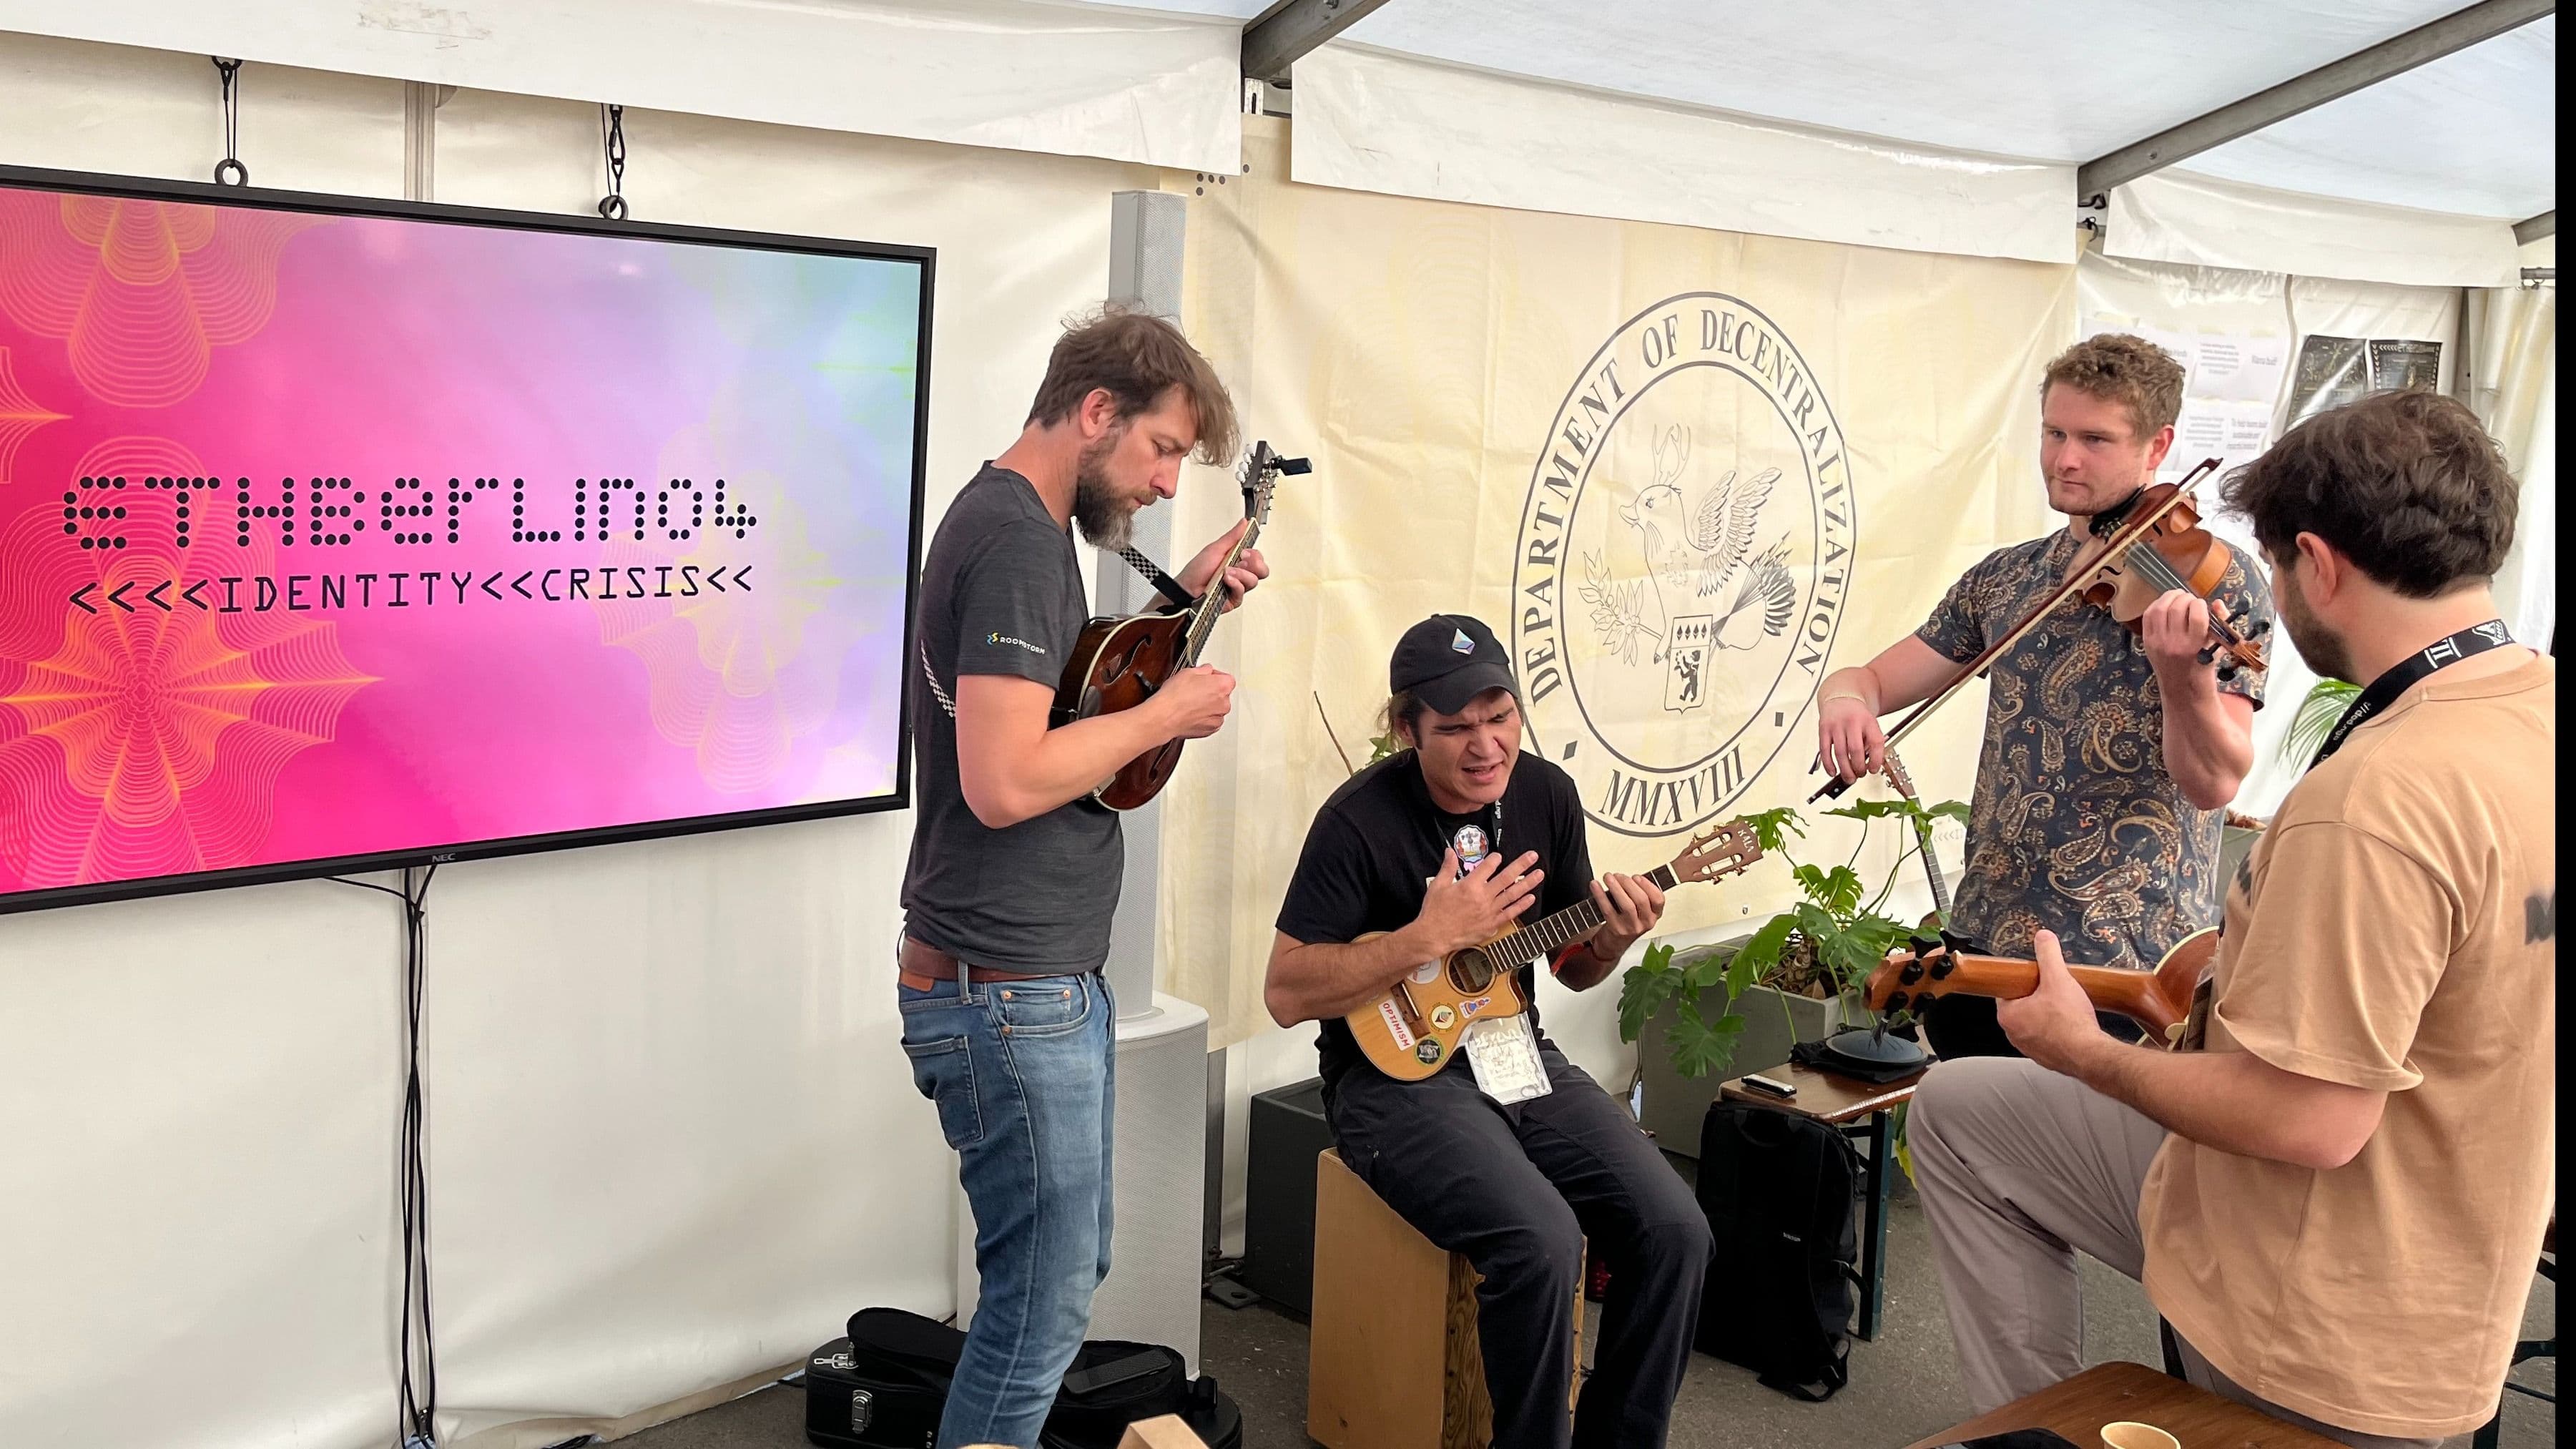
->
<box><xmin>0</xmin><ymin>164</ymin><xmax>933</xmax><ymax>913</ymax></box>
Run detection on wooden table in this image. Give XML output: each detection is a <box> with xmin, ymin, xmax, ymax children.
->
<box><xmin>1719</xmin><ymin>1056</ymin><xmax>1929</xmax><ymax>1339</ymax></box>
<box><xmin>1902</xmin><ymin>1361</ymin><xmax>2346</xmax><ymax>1448</ymax></box>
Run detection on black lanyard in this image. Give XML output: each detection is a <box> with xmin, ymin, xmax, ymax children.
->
<box><xmin>2309</xmin><ymin>620</ymin><xmax>2515</xmax><ymax>770</ymax></box>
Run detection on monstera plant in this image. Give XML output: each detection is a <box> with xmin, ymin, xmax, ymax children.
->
<box><xmin>1618</xmin><ymin>792</ymin><xmax>1966</xmax><ymax>1081</ymax></box>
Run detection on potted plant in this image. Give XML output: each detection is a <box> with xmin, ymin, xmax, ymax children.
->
<box><xmin>1618</xmin><ymin>792</ymin><xmax>1964</xmax><ymax>1154</ymax></box>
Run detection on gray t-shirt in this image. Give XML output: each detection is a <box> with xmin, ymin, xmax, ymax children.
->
<box><xmin>901</xmin><ymin>466</ymin><xmax>1120</xmax><ymax>973</ymax></box>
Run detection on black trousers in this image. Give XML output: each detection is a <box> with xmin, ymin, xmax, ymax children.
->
<box><xmin>1324</xmin><ymin>1044</ymin><xmax>1713</xmax><ymax>1449</ymax></box>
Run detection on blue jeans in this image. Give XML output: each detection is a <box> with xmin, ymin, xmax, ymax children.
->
<box><xmin>898</xmin><ymin>968</ymin><xmax>1116</xmax><ymax>1449</ymax></box>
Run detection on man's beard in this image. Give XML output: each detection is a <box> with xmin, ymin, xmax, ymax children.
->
<box><xmin>2278</xmin><ymin>574</ymin><xmax>2357</xmax><ymax>684</ymax></box>
<box><xmin>1071</xmin><ymin>435</ymin><xmax>1136</xmax><ymax>550</ymax></box>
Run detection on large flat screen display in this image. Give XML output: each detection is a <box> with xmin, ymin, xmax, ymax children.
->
<box><xmin>0</xmin><ymin>167</ymin><xmax>930</xmax><ymax>912</ymax></box>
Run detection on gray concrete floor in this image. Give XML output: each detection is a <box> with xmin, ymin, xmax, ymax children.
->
<box><xmin>621</xmin><ymin>1174</ymin><xmax>2554</xmax><ymax>1449</ymax></box>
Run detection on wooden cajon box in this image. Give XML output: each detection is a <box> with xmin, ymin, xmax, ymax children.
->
<box><xmin>1307</xmin><ymin>1149</ymin><xmax>1581</xmax><ymax>1449</ymax></box>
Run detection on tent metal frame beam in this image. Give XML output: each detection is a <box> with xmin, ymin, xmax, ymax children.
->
<box><xmin>1243</xmin><ymin>0</ymin><xmax>1397</xmax><ymax>85</ymax></box>
<box><xmin>2516</xmin><ymin>210</ymin><xmax>2556</xmax><ymax>243</ymax></box>
<box><xmin>2078</xmin><ymin>0</ymin><xmax>2555</xmax><ymax>202</ymax></box>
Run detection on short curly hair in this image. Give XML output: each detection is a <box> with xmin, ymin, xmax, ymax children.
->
<box><xmin>2221</xmin><ymin>389</ymin><xmax>2517</xmax><ymax>599</ymax></box>
<box><xmin>2042</xmin><ymin>333</ymin><xmax>2186</xmax><ymax>438</ymax></box>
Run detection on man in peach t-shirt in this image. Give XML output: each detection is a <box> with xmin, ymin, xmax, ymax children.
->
<box><xmin>1912</xmin><ymin>389</ymin><xmax>2555</xmax><ymax>1448</ymax></box>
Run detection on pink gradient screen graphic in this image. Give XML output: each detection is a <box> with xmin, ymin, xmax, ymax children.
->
<box><xmin>0</xmin><ymin>179</ymin><xmax>925</xmax><ymax>905</ymax></box>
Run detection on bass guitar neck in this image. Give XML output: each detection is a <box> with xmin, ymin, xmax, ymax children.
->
<box><xmin>1863</xmin><ymin>928</ymin><xmax>2213</xmax><ymax>1044</ymax></box>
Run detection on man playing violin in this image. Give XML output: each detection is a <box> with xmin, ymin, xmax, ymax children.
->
<box><xmin>1912</xmin><ymin>388</ymin><xmax>2554</xmax><ymax>1446</ymax></box>
<box><xmin>1815</xmin><ymin>333</ymin><xmax>2273</xmax><ymax>1056</ymax></box>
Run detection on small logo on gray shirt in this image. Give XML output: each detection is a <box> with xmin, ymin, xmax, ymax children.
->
<box><xmin>985</xmin><ymin>631</ymin><xmax>1047</xmax><ymax>656</ymax></box>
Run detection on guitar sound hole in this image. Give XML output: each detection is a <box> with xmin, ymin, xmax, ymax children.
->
<box><xmin>1447</xmin><ymin>947</ymin><xmax>1496</xmax><ymax>995</ymax></box>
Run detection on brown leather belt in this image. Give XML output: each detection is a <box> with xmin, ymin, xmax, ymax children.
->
<box><xmin>898</xmin><ymin>936</ymin><xmax>1056</xmax><ymax>993</ymax></box>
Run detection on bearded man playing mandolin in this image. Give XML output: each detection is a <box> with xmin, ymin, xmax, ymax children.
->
<box><xmin>1264</xmin><ymin>614</ymin><xmax>1712</xmax><ymax>1449</ymax></box>
<box><xmin>1912</xmin><ymin>389</ymin><xmax>2555</xmax><ymax>1446</ymax></box>
<box><xmin>1816</xmin><ymin>333</ymin><xmax>2275</xmax><ymax>1058</ymax></box>
<box><xmin>897</xmin><ymin>310</ymin><xmax>1264</xmax><ymax>1449</ymax></box>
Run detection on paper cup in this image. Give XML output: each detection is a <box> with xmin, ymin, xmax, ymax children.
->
<box><xmin>2101</xmin><ymin>1424</ymin><xmax>2179</xmax><ymax>1449</ymax></box>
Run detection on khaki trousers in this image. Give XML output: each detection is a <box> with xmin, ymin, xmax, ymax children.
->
<box><xmin>1909</xmin><ymin>1056</ymin><xmax>2441</xmax><ymax>1449</ymax></box>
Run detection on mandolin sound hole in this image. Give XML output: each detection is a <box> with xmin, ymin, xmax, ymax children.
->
<box><xmin>1447</xmin><ymin>947</ymin><xmax>1498</xmax><ymax>995</ymax></box>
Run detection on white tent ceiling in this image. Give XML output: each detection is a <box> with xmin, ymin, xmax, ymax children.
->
<box><xmin>1119</xmin><ymin>0</ymin><xmax>2554</xmax><ymax>224</ymax></box>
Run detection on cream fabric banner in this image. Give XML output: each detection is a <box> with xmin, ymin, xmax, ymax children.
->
<box><xmin>1161</xmin><ymin>120</ymin><xmax>2075</xmax><ymax>1051</ymax></box>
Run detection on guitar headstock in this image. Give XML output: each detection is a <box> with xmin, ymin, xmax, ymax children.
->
<box><xmin>1239</xmin><ymin>440</ymin><xmax>1309</xmax><ymax>528</ymax></box>
<box><xmin>1879</xmin><ymin>745</ymin><xmax>1918</xmax><ymax>802</ymax></box>
<box><xmin>1668</xmin><ymin>818</ymin><xmax>1763</xmax><ymax>884</ymax></box>
<box><xmin>1863</xmin><ymin>930</ymin><xmax>1972</xmax><ymax>1013</ymax></box>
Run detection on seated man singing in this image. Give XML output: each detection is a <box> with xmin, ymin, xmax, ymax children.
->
<box><xmin>1912</xmin><ymin>390</ymin><xmax>2556</xmax><ymax>1448</ymax></box>
<box><xmin>1264</xmin><ymin>614</ymin><xmax>1713</xmax><ymax>1449</ymax></box>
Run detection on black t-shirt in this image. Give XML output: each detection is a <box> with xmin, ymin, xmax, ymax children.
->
<box><xmin>900</xmin><ymin>466</ymin><xmax>1120</xmax><ymax>973</ymax></box>
<box><xmin>1274</xmin><ymin>750</ymin><xmax>1593</xmax><ymax>1083</ymax></box>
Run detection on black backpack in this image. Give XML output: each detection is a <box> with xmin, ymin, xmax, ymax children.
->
<box><xmin>1691</xmin><ymin>1101</ymin><xmax>1862</xmax><ymax>1400</ymax></box>
<box><xmin>803</xmin><ymin>1307</ymin><xmax>1242</xmax><ymax>1449</ymax></box>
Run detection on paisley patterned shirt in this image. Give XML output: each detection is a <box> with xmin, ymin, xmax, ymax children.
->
<box><xmin>1916</xmin><ymin>529</ymin><xmax>2273</xmax><ymax>971</ymax></box>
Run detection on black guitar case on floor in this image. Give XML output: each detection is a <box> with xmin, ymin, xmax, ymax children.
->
<box><xmin>802</xmin><ymin>1307</ymin><xmax>1242</xmax><ymax>1449</ymax></box>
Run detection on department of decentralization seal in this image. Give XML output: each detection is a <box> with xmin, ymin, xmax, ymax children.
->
<box><xmin>1510</xmin><ymin>293</ymin><xmax>1856</xmax><ymax>837</ymax></box>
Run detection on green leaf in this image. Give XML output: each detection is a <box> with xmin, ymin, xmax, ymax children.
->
<box><xmin>1683</xmin><ymin>948</ymin><xmax>1735</xmax><ymax>992</ymax></box>
<box><xmin>1733</xmin><ymin>914</ymin><xmax>1796</xmax><ymax>976</ymax></box>
<box><xmin>1823</xmin><ymin>798</ymin><xmax>1923</xmax><ymax>824</ymax></box>
<box><xmin>2280</xmin><ymin>677</ymin><xmax>2362</xmax><ymax>765</ymax></box>
<box><xmin>1930</xmin><ymin>800</ymin><xmax>1971</xmax><ymax>827</ymax></box>
<box><xmin>1726</xmin><ymin>949</ymin><xmax>1761</xmax><ymax>998</ymax></box>
<box><xmin>1668</xmin><ymin>1005</ymin><xmax>1748</xmax><ymax>1079</ymax></box>
<box><xmin>1742</xmin><ymin>806</ymin><xmax>1807</xmax><ymax>855</ymax></box>
<box><xmin>1819</xmin><ymin>865</ymin><xmax>1865</xmax><ymax>915</ymax></box>
<box><xmin>1617</xmin><ymin>963</ymin><xmax>1678</xmax><ymax>1043</ymax></box>
<box><xmin>1616</xmin><ymin>941</ymin><xmax>1684</xmax><ymax>1043</ymax></box>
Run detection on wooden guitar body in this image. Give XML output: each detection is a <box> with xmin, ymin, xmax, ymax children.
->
<box><xmin>1053</xmin><ymin>610</ymin><xmax>1190</xmax><ymax>810</ymax></box>
<box><xmin>1344</xmin><ymin>931</ymin><xmax>1533</xmax><ymax>1081</ymax></box>
<box><xmin>1863</xmin><ymin>928</ymin><xmax>2216</xmax><ymax>1043</ymax></box>
<box><xmin>1339</xmin><ymin>820</ymin><xmax>1766</xmax><ymax>1081</ymax></box>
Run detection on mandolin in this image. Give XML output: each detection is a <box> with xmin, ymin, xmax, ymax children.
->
<box><xmin>1862</xmin><ymin>928</ymin><xmax>2213</xmax><ymax>1046</ymax></box>
<box><xmin>1051</xmin><ymin>441</ymin><xmax>1305</xmax><ymax>810</ymax></box>
<box><xmin>1346</xmin><ymin>820</ymin><xmax>1765</xmax><ymax>1081</ymax></box>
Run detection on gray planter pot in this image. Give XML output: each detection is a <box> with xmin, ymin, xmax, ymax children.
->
<box><xmin>1634</xmin><ymin>939</ymin><xmax>1867</xmax><ymax>1159</ymax></box>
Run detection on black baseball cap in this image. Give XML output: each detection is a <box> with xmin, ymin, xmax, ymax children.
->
<box><xmin>1390</xmin><ymin>614</ymin><xmax>1519</xmax><ymax>715</ymax></box>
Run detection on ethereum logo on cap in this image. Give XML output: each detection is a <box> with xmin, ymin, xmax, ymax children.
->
<box><xmin>1451</xmin><ymin>629</ymin><xmax>1475</xmax><ymax>654</ymax></box>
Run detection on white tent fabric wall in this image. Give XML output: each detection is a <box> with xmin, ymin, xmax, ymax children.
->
<box><xmin>2105</xmin><ymin>170</ymin><xmax>2523</xmax><ymax>289</ymax></box>
<box><xmin>2467</xmin><ymin>272</ymin><xmax>2557</xmax><ymax>653</ymax></box>
<box><xmin>0</xmin><ymin>33</ymin><xmax>1155</xmax><ymax>1449</ymax></box>
<box><xmin>1287</xmin><ymin>44</ymin><xmax>2076</xmax><ymax>265</ymax></box>
<box><xmin>0</xmin><ymin>0</ymin><xmax>1244</xmax><ymax>173</ymax></box>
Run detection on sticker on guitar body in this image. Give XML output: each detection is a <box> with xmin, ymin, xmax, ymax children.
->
<box><xmin>1377</xmin><ymin>998</ymin><xmax>1417</xmax><ymax>1052</ymax></box>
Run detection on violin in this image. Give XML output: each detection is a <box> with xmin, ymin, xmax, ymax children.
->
<box><xmin>2066</xmin><ymin>471</ymin><xmax>2270</xmax><ymax>681</ymax></box>
<box><xmin>1812</xmin><ymin>458</ymin><xmax>2269</xmax><ymax>803</ymax></box>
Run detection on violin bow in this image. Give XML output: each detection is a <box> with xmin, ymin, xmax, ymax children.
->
<box><xmin>1811</xmin><ymin>459</ymin><xmax>2223</xmax><ymax>803</ymax></box>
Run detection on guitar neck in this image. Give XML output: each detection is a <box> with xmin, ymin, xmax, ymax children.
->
<box><xmin>1489</xmin><ymin>863</ymin><xmax>1679</xmax><ymax>966</ymax></box>
<box><xmin>1914</xmin><ymin>953</ymin><xmax>2167</xmax><ymax>1028</ymax></box>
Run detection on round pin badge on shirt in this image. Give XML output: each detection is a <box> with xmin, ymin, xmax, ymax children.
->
<box><xmin>1452</xmin><ymin>825</ymin><xmax>1489</xmax><ymax>869</ymax></box>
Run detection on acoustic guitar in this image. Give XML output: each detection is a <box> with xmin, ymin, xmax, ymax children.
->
<box><xmin>1347</xmin><ymin>820</ymin><xmax>1766</xmax><ymax>1081</ymax></box>
<box><xmin>1862</xmin><ymin>928</ymin><xmax>2213</xmax><ymax>1045</ymax></box>
<box><xmin>1051</xmin><ymin>441</ymin><xmax>1306</xmax><ymax>810</ymax></box>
